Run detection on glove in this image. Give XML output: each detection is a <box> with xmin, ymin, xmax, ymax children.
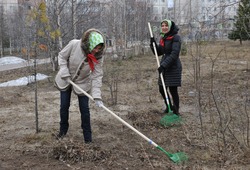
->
<box><xmin>150</xmin><ymin>37</ymin><xmax>156</xmax><ymax>47</ymax></box>
<box><xmin>95</xmin><ymin>99</ymin><xmax>103</xmax><ymax>108</ymax></box>
<box><xmin>158</xmin><ymin>66</ymin><xmax>164</xmax><ymax>74</ymax></box>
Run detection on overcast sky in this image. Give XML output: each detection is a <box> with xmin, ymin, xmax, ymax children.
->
<box><xmin>168</xmin><ymin>0</ymin><xmax>174</xmax><ymax>8</ymax></box>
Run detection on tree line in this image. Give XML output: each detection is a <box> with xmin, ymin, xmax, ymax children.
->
<box><xmin>0</xmin><ymin>0</ymin><xmax>152</xmax><ymax>70</ymax></box>
<box><xmin>0</xmin><ymin>0</ymin><xmax>249</xmax><ymax>65</ymax></box>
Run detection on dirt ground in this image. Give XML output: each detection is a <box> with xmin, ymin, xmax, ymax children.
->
<box><xmin>0</xmin><ymin>41</ymin><xmax>250</xmax><ymax>170</ymax></box>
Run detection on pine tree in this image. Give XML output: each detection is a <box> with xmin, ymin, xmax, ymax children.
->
<box><xmin>228</xmin><ymin>0</ymin><xmax>250</xmax><ymax>44</ymax></box>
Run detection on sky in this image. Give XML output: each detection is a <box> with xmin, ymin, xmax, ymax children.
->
<box><xmin>0</xmin><ymin>56</ymin><xmax>49</xmax><ymax>87</ymax></box>
<box><xmin>168</xmin><ymin>0</ymin><xmax>174</xmax><ymax>8</ymax></box>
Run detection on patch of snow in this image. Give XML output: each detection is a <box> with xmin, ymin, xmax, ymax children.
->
<box><xmin>0</xmin><ymin>73</ymin><xmax>49</xmax><ymax>87</ymax></box>
<box><xmin>0</xmin><ymin>56</ymin><xmax>27</xmax><ymax>66</ymax></box>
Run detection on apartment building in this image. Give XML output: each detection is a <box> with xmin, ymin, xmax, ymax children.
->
<box><xmin>1</xmin><ymin>0</ymin><xmax>239</xmax><ymax>40</ymax></box>
<box><xmin>18</xmin><ymin>0</ymin><xmax>45</xmax><ymax>9</ymax></box>
<box><xmin>0</xmin><ymin>0</ymin><xmax>44</xmax><ymax>14</ymax></box>
<box><xmin>149</xmin><ymin>0</ymin><xmax>169</xmax><ymax>21</ymax></box>
<box><xmin>169</xmin><ymin>0</ymin><xmax>239</xmax><ymax>39</ymax></box>
<box><xmin>0</xmin><ymin>0</ymin><xmax>18</xmax><ymax>14</ymax></box>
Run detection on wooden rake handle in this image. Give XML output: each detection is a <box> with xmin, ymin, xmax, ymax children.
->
<box><xmin>148</xmin><ymin>22</ymin><xmax>170</xmax><ymax>105</ymax></box>
<box><xmin>68</xmin><ymin>79</ymin><xmax>158</xmax><ymax>147</ymax></box>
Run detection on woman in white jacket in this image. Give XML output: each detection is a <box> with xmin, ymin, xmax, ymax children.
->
<box><xmin>54</xmin><ymin>28</ymin><xmax>106</xmax><ymax>143</ymax></box>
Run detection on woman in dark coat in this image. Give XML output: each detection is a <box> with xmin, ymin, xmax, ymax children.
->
<box><xmin>150</xmin><ymin>19</ymin><xmax>182</xmax><ymax>115</ymax></box>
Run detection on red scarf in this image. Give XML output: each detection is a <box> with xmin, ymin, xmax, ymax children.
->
<box><xmin>159</xmin><ymin>36</ymin><xmax>174</xmax><ymax>46</ymax></box>
<box><xmin>87</xmin><ymin>53</ymin><xmax>98</xmax><ymax>71</ymax></box>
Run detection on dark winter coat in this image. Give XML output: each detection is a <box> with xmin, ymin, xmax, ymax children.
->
<box><xmin>152</xmin><ymin>21</ymin><xmax>182</xmax><ymax>87</ymax></box>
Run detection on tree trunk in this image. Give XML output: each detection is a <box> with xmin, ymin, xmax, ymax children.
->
<box><xmin>9</xmin><ymin>37</ymin><xmax>12</xmax><ymax>55</ymax></box>
<box><xmin>0</xmin><ymin>39</ymin><xmax>3</xmax><ymax>57</ymax></box>
<box><xmin>72</xmin><ymin>0</ymin><xmax>77</xmax><ymax>39</ymax></box>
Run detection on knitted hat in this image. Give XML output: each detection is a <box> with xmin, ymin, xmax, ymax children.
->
<box><xmin>89</xmin><ymin>32</ymin><xmax>104</xmax><ymax>52</ymax></box>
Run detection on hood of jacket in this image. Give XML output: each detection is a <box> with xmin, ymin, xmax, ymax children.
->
<box><xmin>81</xmin><ymin>28</ymin><xmax>106</xmax><ymax>59</ymax></box>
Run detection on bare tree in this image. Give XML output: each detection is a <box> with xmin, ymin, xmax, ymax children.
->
<box><xmin>0</xmin><ymin>5</ymin><xmax>4</xmax><ymax>57</ymax></box>
<box><xmin>0</xmin><ymin>5</ymin><xmax>8</xmax><ymax>57</ymax></box>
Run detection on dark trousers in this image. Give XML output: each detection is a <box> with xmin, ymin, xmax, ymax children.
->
<box><xmin>159</xmin><ymin>85</ymin><xmax>179</xmax><ymax>112</ymax></box>
<box><xmin>60</xmin><ymin>86</ymin><xmax>92</xmax><ymax>142</ymax></box>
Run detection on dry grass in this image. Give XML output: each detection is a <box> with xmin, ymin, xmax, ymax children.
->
<box><xmin>0</xmin><ymin>40</ymin><xmax>250</xmax><ymax>169</ymax></box>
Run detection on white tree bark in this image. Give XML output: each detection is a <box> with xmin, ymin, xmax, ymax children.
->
<box><xmin>72</xmin><ymin>0</ymin><xmax>77</xmax><ymax>39</ymax></box>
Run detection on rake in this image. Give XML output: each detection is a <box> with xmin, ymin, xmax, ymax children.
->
<box><xmin>68</xmin><ymin>80</ymin><xmax>188</xmax><ymax>163</ymax></box>
<box><xmin>148</xmin><ymin>22</ymin><xmax>182</xmax><ymax>127</ymax></box>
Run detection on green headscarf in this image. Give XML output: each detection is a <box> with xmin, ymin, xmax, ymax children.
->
<box><xmin>89</xmin><ymin>32</ymin><xmax>104</xmax><ymax>52</ymax></box>
<box><xmin>160</xmin><ymin>19</ymin><xmax>172</xmax><ymax>37</ymax></box>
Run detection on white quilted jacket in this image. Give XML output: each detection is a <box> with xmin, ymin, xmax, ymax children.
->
<box><xmin>54</xmin><ymin>39</ymin><xmax>104</xmax><ymax>99</ymax></box>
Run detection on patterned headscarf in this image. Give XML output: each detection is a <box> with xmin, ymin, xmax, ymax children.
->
<box><xmin>89</xmin><ymin>32</ymin><xmax>104</xmax><ymax>52</ymax></box>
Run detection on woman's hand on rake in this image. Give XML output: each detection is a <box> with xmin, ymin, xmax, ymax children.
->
<box><xmin>158</xmin><ymin>65</ymin><xmax>164</xmax><ymax>74</ymax></box>
<box><xmin>95</xmin><ymin>99</ymin><xmax>104</xmax><ymax>107</ymax></box>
